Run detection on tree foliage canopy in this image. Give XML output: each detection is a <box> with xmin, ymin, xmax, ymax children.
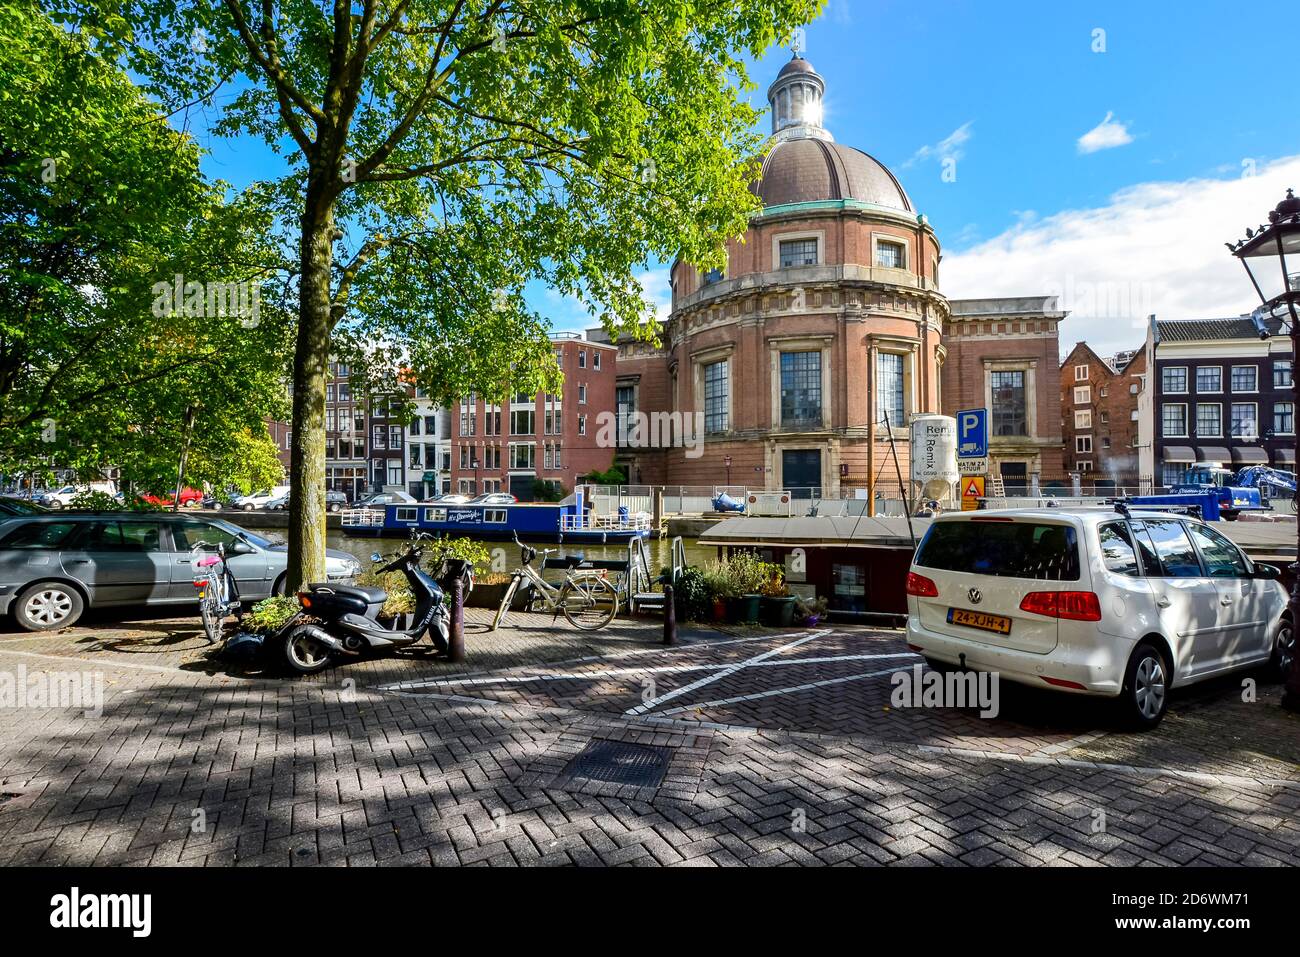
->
<box><xmin>0</xmin><ymin>1</ymin><xmax>292</xmax><ymax>491</ymax></box>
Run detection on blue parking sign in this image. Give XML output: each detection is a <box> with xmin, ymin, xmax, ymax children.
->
<box><xmin>956</xmin><ymin>408</ymin><xmax>987</xmax><ymax>458</ymax></box>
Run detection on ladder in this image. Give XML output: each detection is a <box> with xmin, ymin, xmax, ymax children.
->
<box><xmin>988</xmin><ymin>471</ymin><xmax>1006</xmax><ymax>507</ymax></box>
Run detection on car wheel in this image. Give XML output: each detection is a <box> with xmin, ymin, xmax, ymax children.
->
<box><xmin>1269</xmin><ymin>616</ymin><xmax>1295</xmax><ymax>680</ymax></box>
<box><xmin>14</xmin><ymin>581</ymin><xmax>84</xmax><ymax>631</ymax></box>
<box><xmin>329</xmin><ymin>503</ymin><xmax>340</xmax><ymax>512</ymax></box>
<box><xmin>272</xmin><ymin>573</ymin><xmax>288</xmax><ymax>597</ymax></box>
<box><xmin>242</xmin><ymin>503</ymin><xmax>254</xmax><ymax>511</ymax></box>
<box><xmin>1120</xmin><ymin>642</ymin><xmax>1170</xmax><ymax>730</ymax></box>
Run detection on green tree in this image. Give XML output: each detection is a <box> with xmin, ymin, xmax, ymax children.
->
<box><xmin>0</xmin><ymin>2</ymin><xmax>291</xmax><ymax>490</ymax></box>
<box><xmin>58</xmin><ymin>0</ymin><xmax>821</xmax><ymax>588</ymax></box>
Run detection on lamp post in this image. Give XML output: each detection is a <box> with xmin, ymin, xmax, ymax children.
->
<box><xmin>1227</xmin><ymin>188</ymin><xmax>1300</xmax><ymax>711</ymax></box>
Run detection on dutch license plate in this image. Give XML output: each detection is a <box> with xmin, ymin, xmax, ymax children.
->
<box><xmin>947</xmin><ymin>607</ymin><xmax>1011</xmax><ymax>635</ymax></box>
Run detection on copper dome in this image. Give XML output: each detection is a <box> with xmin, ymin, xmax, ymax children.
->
<box><xmin>755</xmin><ymin>137</ymin><xmax>913</xmax><ymax>211</ymax></box>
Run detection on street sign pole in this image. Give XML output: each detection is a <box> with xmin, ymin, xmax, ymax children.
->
<box><xmin>955</xmin><ymin>408</ymin><xmax>989</xmax><ymax>508</ymax></box>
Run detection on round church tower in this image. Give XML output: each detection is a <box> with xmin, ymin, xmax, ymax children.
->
<box><xmin>650</xmin><ymin>53</ymin><xmax>949</xmax><ymax>498</ymax></box>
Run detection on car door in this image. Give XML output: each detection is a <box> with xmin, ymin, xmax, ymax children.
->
<box><xmin>59</xmin><ymin>519</ymin><xmax>168</xmax><ymax>606</ymax></box>
<box><xmin>1129</xmin><ymin>519</ymin><xmax>1221</xmax><ymax>681</ymax></box>
<box><xmin>166</xmin><ymin>518</ymin><xmax>274</xmax><ymax>600</ymax></box>
<box><xmin>1185</xmin><ymin>522</ymin><xmax>1274</xmax><ymax>667</ymax></box>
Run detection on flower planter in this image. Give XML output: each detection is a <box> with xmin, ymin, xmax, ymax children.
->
<box><xmin>711</xmin><ymin>598</ymin><xmax>729</xmax><ymax>622</ymax></box>
<box><xmin>728</xmin><ymin>594</ymin><xmax>761</xmax><ymax>624</ymax></box>
<box><xmin>760</xmin><ymin>595</ymin><xmax>797</xmax><ymax>627</ymax></box>
<box><xmin>465</xmin><ymin>581</ymin><xmax>531</xmax><ymax>611</ymax></box>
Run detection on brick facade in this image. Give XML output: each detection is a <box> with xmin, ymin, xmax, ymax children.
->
<box><xmin>1059</xmin><ymin>342</ymin><xmax>1146</xmax><ymax>479</ymax></box>
<box><xmin>448</xmin><ymin>336</ymin><xmax>618</xmax><ymax>500</ymax></box>
<box><xmin>940</xmin><ymin>297</ymin><xmax>1066</xmax><ymax>488</ymax></box>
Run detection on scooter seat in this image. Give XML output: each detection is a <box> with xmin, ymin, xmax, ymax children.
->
<box><xmin>309</xmin><ymin>583</ymin><xmax>386</xmax><ymax>604</ymax></box>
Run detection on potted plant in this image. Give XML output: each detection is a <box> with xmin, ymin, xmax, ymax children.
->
<box><xmin>758</xmin><ymin>571</ymin><xmax>797</xmax><ymax>627</ymax></box>
<box><xmin>793</xmin><ymin>595</ymin><xmax>829</xmax><ymax>627</ymax></box>
<box><xmin>701</xmin><ymin>561</ymin><xmax>736</xmax><ymax>622</ymax></box>
<box><xmin>724</xmin><ymin>551</ymin><xmax>772</xmax><ymax>624</ymax></box>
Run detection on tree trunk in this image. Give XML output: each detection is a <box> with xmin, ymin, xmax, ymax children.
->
<box><xmin>288</xmin><ymin>190</ymin><xmax>335</xmax><ymax>591</ymax></box>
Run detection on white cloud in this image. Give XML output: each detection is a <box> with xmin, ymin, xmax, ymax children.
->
<box><xmin>942</xmin><ymin>155</ymin><xmax>1300</xmax><ymax>358</ymax></box>
<box><xmin>1077</xmin><ymin>112</ymin><xmax>1133</xmax><ymax>154</ymax></box>
<box><xmin>904</xmin><ymin>121</ymin><xmax>973</xmax><ymax>168</ymax></box>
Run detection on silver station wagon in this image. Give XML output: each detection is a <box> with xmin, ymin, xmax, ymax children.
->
<box><xmin>0</xmin><ymin>513</ymin><xmax>361</xmax><ymax>631</ymax></box>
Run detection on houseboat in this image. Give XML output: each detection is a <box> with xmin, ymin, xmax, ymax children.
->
<box><xmin>340</xmin><ymin>492</ymin><xmax>652</xmax><ymax>543</ymax></box>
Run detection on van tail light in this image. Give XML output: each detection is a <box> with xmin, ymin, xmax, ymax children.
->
<box><xmin>906</xmin><ymin>572</ymin><xmax>939</xmax><ymax>597</ymax></box>
<box><xmin>1019</xmin><ymin>591</ymin><xmax>1102</xmax><ymax>621</ymax></box>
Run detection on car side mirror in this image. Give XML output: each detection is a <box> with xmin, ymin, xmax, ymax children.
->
<box><xmin>228</xmin><ymin>539</ymin><xmax>256</xmax><ymax>556</ymax></box>
<box><xmin>1255</xmin><ymin>562</ymin><xmax>1281</xmax><ymax>580</ymax></box>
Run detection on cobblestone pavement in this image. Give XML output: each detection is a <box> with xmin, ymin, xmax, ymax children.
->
<box><xmin>0</xmin><ymin>610</ymin><xmax>1296</xmax><ymax>866</ymax></box>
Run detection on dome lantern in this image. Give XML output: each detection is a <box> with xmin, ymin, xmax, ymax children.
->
<box><xmin>767</xmin><ymin>54</ymin><xmax>831</xmax><ymax>143</ymax></box>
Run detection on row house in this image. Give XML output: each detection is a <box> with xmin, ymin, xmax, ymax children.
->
<box><xmin>448</xmin><ymin>334</ymin><xmax>618</xmax><ymax>500</ymax></box>
<box><xmin>1137</xmin><ymin>315</ymin><xmax>1295</xmax><ymax>487</ymax></box>
<box><xmin>1059</xmin><ymin>342</ymin><xmax>1147</xmax><ymax>479</ymax></box>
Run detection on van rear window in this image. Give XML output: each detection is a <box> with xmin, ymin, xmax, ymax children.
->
<box><xmin>915</xmin><ymin>520</ymin><xmax>1080</xmax><ymax>581</ymax></box>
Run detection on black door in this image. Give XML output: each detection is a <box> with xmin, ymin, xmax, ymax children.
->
<box><xmin>782</xmin><ymin>450</ymin><xmax>822</xmax><ymax>498</ymax></box>
<box><xmin>1000</xmin><ymin>462</ymin><xmax>1028</xmax><ymax>495</ymax></box>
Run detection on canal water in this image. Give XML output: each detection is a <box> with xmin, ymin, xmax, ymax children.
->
<box><xmin>325</xmin><ymin>531</ymin><xmax>717</xmax><ymax>573</ymax></box>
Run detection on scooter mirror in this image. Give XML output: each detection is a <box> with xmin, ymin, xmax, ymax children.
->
<box><xmin>370</xmin><ymin>552</ymin><xmax>383</xmax><ymax>562</ymax></box>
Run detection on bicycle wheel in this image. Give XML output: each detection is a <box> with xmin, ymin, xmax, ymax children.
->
<box><xmin>490</xmin><ymin>575</ymin><xmax>520</xmax><ymax>631</ymax></box>
<box><xmin>560</xmin><ymin>576</ymin><xmax>619</xmax><ymax>631</ymax></box>
<box><xmin>198</xmin><ymin>572</ymin><xmax>223</xmax><ymax>643</ymax></box>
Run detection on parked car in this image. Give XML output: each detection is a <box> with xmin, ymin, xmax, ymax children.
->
<box><xmin>428</xmin><ymin>492</ymin><xmax>471</xmax><ymax>505</ymax></box>
<box><xmin>38</xmin><ymin>483</ymin><xmax>117</xmax><ymax>509</ymax></box>
<box><xmin>140</xmin><ymin>487</ymin><xmax>204</xmax><ymax>508</ymax></box>
<box><xmin>0</xmin><ymin>497</ymin><xmax>48</xmax><ymax>516</ymax></box>
<box><xmin>201</xmin><ymin>490</ymin><xmax>239</xmax><ymax>510</ymax></box>
<box><xmin>467</xmin><ymin>492</ymin><xmax>518</xmax><ymax>505</ymax></box>
<box><xmin>326</xmin><ymin>490</ymin><xmax>348</xmax><ymax>512</ymax></box>
<box><xmin>263</xmin><ymin>492</ymin><xmax>290</xmax><ymax>510</ymax></box>
<box><xmin>0</xmin><ymin>513</ymin><xmax>362</xmax><ymax>631</ymax></box>
<box><xmin>355</xmin><ymin>491</ymin><xmax>417</xmax><ymax>507</ymax></box>
<box><xmin>235</xmin><ymin>486</ymin><xmax>290</xmax><ymax>510</ymax></box>
<box><xmin>905</xmin><ymin>507</ymin><xmax>1291</xmax><ymax>729</ymax></box>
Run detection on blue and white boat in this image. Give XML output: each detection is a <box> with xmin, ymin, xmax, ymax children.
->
<box><xmin>340</xmin><ymin>489</ymin><xmax>652</xmax><ymax>542</ymax></box>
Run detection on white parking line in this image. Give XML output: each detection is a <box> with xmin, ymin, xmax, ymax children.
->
<box><xmin>653</xmin><ymin>665</ymin><xmax>913</xmax><ymax>717</ymax></box>
<box><xmin>624</xmin><ymin>629</ymin><xmax>832</xmax><ymax>716</ymax></box>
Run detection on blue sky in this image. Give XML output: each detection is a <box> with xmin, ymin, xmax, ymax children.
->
<box><xmin>190</xmin><ymin>0</ymin><xmax>1300</xmax><ymax>358</ymax></box>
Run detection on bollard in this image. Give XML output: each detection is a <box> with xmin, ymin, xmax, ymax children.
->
<box><xmin>662</xmin><ymin>583</ymin><xmax>677</xmax><ymax>646</ymax></box>
<box><xmin>448</xmin><ymin>568</ymin><xmax>465</xmax><ymax>663</ymax></box>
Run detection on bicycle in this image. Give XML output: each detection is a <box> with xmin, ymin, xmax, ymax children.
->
<box><xmin>191</xmin><ymin>541</ymin><xmax>241</xmax><ymax>643</ymax></box>
<box><xmin>490</xmin><ymin>534</ymin><xmax>619</xmax><ymax>632</ymax></box>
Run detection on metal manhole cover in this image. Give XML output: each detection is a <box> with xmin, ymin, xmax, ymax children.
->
<box><xmin>560</xmin><ymin>739</ymin><xmax>673</xmax><ymax>788</ymax></box>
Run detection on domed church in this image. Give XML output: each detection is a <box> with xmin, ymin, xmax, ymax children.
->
<box><xmin>608</xmin><ymin>52</ymin><xmax>949</xmax><ymax>498</ymax></box>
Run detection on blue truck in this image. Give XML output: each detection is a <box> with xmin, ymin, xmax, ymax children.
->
<box><xmin>1129</xmin><ymin>463</ymin><xmax>1297</xmax><ymax>521</ymax></box>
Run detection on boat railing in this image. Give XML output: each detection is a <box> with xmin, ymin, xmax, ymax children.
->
<box><xmin>560</xmin><ymin>512</ymin><xmax>650</xmax><ymax>532</ymax></box>
<box><xmin>341</xmin><ymin>507</ymin><xmax>386</xmax><ymax>527</ymax></box>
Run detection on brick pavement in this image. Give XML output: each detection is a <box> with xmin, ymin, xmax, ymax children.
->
<box><xmin>0</xmin><ymin>610</ymin><xmax>1296</xmax><ymax>866</ymax></box>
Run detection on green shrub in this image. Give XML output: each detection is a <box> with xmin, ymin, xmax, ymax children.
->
<box><xmin>242</xmin><ymin>595</ymin><xmax>299</xmax><ymax>634</ymax></box>
<box><xmin>673</xmin><ymin>566</ymin><xmax>711</xmax><ymax>621</ymax></box>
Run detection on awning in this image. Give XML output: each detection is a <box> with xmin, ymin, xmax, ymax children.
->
<box><xmin>1274</xmin><ymin>448</ymin><xmax>1296</xmax><ymax>464</ymax></box>
<box><xmin>1162</xmin><ymin>446</ymin><xmax>1195</xmax><ymax>463</ymax></box>
<box><xmin>1231</xmin><ymin>446</ymin><xmax>1269</xmax><ymax>464</ymax></box>
<box><xmin>1197</xmin><ymin>446</ymin><xmax>1231</xmax><ymax>464</ymax></box>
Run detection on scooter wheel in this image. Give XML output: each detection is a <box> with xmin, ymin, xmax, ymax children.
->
<box><xmin>284</xmin><ymin>625</ymin><xmax>333</xmax><ymax>675</ymax></box>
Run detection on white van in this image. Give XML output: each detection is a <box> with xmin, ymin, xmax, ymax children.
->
<box><xmin>905</xmin><ymin>507</ymin><xmax>1291</xmax><ymax>728</ymax></box>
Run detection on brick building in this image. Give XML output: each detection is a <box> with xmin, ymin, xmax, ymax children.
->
<box><xmin>324</xmin><ymin>361</ymin><xmax>368</xmax><ymax>502</ymax></box>
<box><xmin>940</xmin><ymin>297</ymin><xmax>1066</xmax><ymax>491</ymax></box>
<box><xmin>1059</xmin><ymin>342</ymin><xmax>1147</xmax><ymax>480</ymax></box>
<box><xmin>448</xmin><ymin>334</ymin><xmax>618</xmax><ymax>500</ymax></box>
<box><xmin>611</xmin><ymin>53</ymin><xmax>948</xmax><ymax>499</ymax></box>
<box><xmin>1138</xmin><ymin>315</ymin><xmax>1295</xmax><ymax>486</ymax></box>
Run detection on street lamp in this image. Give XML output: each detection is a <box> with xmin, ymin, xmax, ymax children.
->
<box><xmin>1227</xmin><ymin>187</ymin><xmax>1300</xmax><ymax>711</ymax></box>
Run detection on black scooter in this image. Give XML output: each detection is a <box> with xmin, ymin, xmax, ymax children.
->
<box><xmin>279</xmin><ymin>537</ymin><xmax>472</xmax><ymax>675</ymax></box>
